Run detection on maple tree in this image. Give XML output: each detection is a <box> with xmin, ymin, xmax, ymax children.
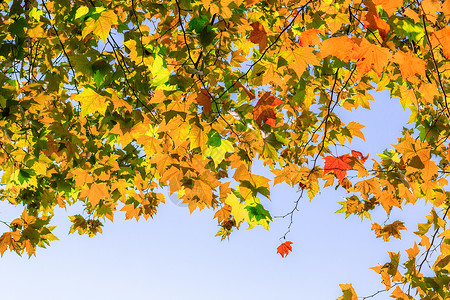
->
<box><xmin>1</xmin><ymin>0</ymin><xmax>450</xmax><ymax>298</ymax></box>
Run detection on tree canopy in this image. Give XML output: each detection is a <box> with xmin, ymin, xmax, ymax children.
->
<box><xmin>1</xmin><ymin>0</ymin><xmax>450</xmax><ymax>298</ymax></box>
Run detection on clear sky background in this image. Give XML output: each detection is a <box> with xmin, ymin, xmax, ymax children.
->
<box><xmin>0</xmin><ymin>90</ymin><xmax>432</xmax><ymax>299</ymax></box>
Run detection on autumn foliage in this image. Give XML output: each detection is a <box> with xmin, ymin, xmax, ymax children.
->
<box><xmin>1</xmin><ymin>0</ymin><xmax>450</xmax><ymax>298</ymax></box>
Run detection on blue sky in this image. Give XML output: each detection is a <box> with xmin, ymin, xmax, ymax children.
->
<box><xmin>0</xmin><ymin>90</ymin><xmax>430</xmax><ymax>299</ymax></box>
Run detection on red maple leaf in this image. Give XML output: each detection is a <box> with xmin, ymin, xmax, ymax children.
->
<box><xmin>277</xmin><ymin>241</ymin><xmax>293</xmax><ymax>258</ymax></box>
<box><xmin>351</xmin><ymin>150</ymin><xmax>369</xmax><ymax>163</ymax></box>
<box><xmin>324</xmin><ymin>154</ymin><xmax>352</xmax><ymax>182</ymax></box>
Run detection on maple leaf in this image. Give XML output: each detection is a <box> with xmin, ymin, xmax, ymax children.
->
<box><xmin>372</xmin><ymin>0</ymin><xmax>403</xmax><ymax>16</ymax></box>
<box><xmin>277</xmin><ymin>241</ymin><xmax>293</xmax><ymax>258</ymax></box>
<box><xmin>245</xmin><ymin>204</ymin><xmax>268</xmax><ymax>222</ymax></box>
<box><xmin>245</xmin><ymin>0</ymin><xmax>262</xmax><ymax>6</ymax></box>
<box><xmin>71</xmin><ymin>168</ymin><xmax>94</xmax><ymax>187</ymax></box>
<box><xmin>196</xmin><ymin>89</ymin><xmax>212</xmax><ymax>114</ymax></box>
<box><xmin>298</xmin><ymin>29</ymin><xmax>322</xmax><ymax>46</ymax></box>
<box><xmin>193</xmin><ymin>180</ymin><xmax>213</xmax><ymax>206</ymax></box>
<box><xmin>390</xmin><ymin>286</ymin><xmax>409</xmax><ymax>300</ymax></box>
<box><xmin>372</xmin><ymin>221</ymin><xmax>406</xmax><ymax>241</ymax></box>
<box><xmin>82</xmin><ymin>10</ymin><xmax>118</xmax><ymax>43</ymax></box>
<box><xmin>234</xmin><ymin>82</ymin><xmax>255</xmax><ymax>100</ymax></box>
<box><xmin>431</xmin><ymin>26</ymin><xmax>450</xmax><ymax>59</ymax></box>
<box><xmin>320</xmin><ymin>36</ymin><xmax>356</xmax><ymax>62</ymax></box>
<box><xmin>324</xmin><ymin>154</ymin><xmax>352</xmax><ymax>182</ymax></box>
<box><xmin>394</xmin><ymin>51</ymin><xmax>427</xmax><ymax>78</ymax></box>
<box><xmin>420</xmin><ymin>0</ymin><xmax>442</xmax><ymax>23</ymax></box>
<box><xmin>249</xmin><ymin>22</ymin><xmax>268</xmax><ymax>52</ymax></box>
<box><xmin>214</xmin><ymin>204</ymin><xmax>232</xmax><ymax>222</ymax></box>
<box><xmin>338</xmin><ymin>284</ymin><xmax>358</xmax><ymax>300</ymax></box>
<box><xmin>121</xmin><ymin>204</ymin><xmax>140</xmax><ymax>220</ymax></box>
<box><xmin>351</xmin><ymin>150</ymin><xmax>369</xmax><ymax>163</ymax></box>
<box><xmin>353</xmin><ymin>38</ymin><xmax>392</xmax><ymax>78</ymax></box>
<box><xmin>224</xmin><ymin>193</ymin><xmax>248</xmax><ymax>228</ymax></box>
<box><xmin>347</xmin><ymin>121</ymin><xmax>366</xmax><ymax>141</ymax></box>
<box><xmin>74</xmin><ymin>88</ymin><xmax>109</xmax><ymax>116</ymax></box>
<box><xmin>364</xmin><ymin>0</ymin><xmax>390</xmax><ymax>40</ymax></box>
<box><xmin>253</xmin><ymin>92</ymin><xmax>283</xmax><ymax>127</ymax></box>
<box><xmin>204</xmin><ymin>139</ymin><xmax>234</xmax><ymax>166</ymax></box>
<box><xmin>405</xmin><ymin>242</ymin><xmax>420</xmax><ymax>259</ymax></box>
<box><xmin>84</xmin><ymin>183</ymin><xmax>109</xmax><ymax>207</ymax></box>
<box><xmin>445</xmin><ymin>0</ymin><xmax>450</xmax><ymax>20</ymax></box>
<box><xmin>378</xmin><ymin>190</ymin><xmax>401</xmax><ymax>214</ymax></box>
<box><xmin>0</xmin><ymin>231</ymin><xmax>20</xmax><ymax>256</ymax></box>
<box><xmin>290</xmin><ymin>47</ymin><xmax>319</xmax><ymax>77</ymax></box>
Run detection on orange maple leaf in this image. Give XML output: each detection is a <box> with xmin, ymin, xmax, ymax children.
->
<box><xmin>299</xmin><ymin>29</ymin><xmax>322</xmax><ymax>46</ymax></box>
<box><xmin>121</xmin><ymin>204</ymin><xmax>140</xmax><ymax>220</ymax></box>
<box><xmin>324</xmin><ymin>154</ymin><xmax>352</xmax><ymax>182</ymax></box>
<box><xmin>354</xmin><ymin>38</ymin><xmax>392</xmax><ymax>78</ymax></box>
<box><xmin>277</xmin><ymin>241</ymin><xmax>293</xmax><ymax>258</ymax></box>
<box><xmin>253</xmin><ymin>92</ymin><xmax>283</xmax><ymax>127</ymax></box>
<box><xmin>394</xmin><ymin>51</ymin><xmax>427</xmax><ymax>78</ymax></box>
<box><xmin>447</xmin><ymin>147</ymin><xmax>450</xmax><ymax>165</ymax></box>
<box><xmin>214</xmin><ymin>204</ymin><xmax>232</xmax><ymax>222</ymax></box>
<box><xmin>364</xmin><ymin>0</ymin><xmax>390</xmax><ymax>40</ymax></box>
<box><xmin>373</xmin><ymin>0</ymin><xmax>403</xmax><ymax>16</ymax></box>
<box><xmin>84</xmin><ymin>183</ymin><xmax>109</xmax><ymax>207</ymax></box>
<box><xmin>320</xmin><ymin>36</ymin><xmax>356</xmax><ymax>62</ymax></box>
<box><xmin>390</xmin><ymin>286</ymin><xmax>409</xmax><ymax>300</ymax></box>
<box><xmin>71</xmin><ymin>168</ymin><xmax>94</xmax><ymax>187</ymax></box>
<box><xmin>245</xmin><ymin>0</ymin><xmax>262</xmax><ymax>6</ymax></box>
<box><xmin>338</xmin><ymin>284</ymin><xmax>358</xmax><ymax>300</ymax></box>
<box><xmin>249</xmin><ymin>22</ymin><xmax>268</xmax><ymax>52</ymax></box>
<box><xmin>405</xmin><ymin>242</ymin><xmax>420</xmax><ymax>259</ymax></box>
<box><xmin>431</xmin><ymin>26</ymin><xmax>450</xmax><ymax>59</ymax></box>
<box><xmin>196</xmin><ymin>89</ymin><xmax>212</xmax><ymax>114</ymax></box>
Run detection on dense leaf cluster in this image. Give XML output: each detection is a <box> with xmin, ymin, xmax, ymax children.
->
<box><xmin>1</xmin><ymin>0</ymin><xmax>450</xmax><ymax>298</ymax></box>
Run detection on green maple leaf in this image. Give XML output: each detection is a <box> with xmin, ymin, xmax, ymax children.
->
<box><xmin>245</xmin><ymin>203</ymin><xmax>272</xmax><ymax>222</ymax></box>
<box><xmin>188</xmin><ymin>15</ymin><xmax>209</xmax><ymax>34</ymax></box>
<box><xmin>206</xmin><ymin>129</ymin><xmax>221</xmax><ymax>147</ymax></box>
<box><xmin>18</xmin><ymin>169</ymin><xmax>35</xmax><ymax>185</ymax></box>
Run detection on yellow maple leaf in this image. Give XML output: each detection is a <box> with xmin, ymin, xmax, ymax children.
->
<box><xmin>224</xmin><ymin>193</ymin><xmax>248</xmax><ymax>227</ymax></box>
<box><xmin>82</xmin><ymin>10</ymin><xmax>118</xmax><ymax>43</ymax></box>
<box><xmin>289</xmin><ymin>47</ymin><xmax>319</xmax><ymax>78</ymax></box>
<box><xmin>347</xmin><ymin>121</ymin><xmax>365</xmax><ymax>141</ymax></box>
<box><xmin>74</xmin><ymin>88</ymin><xmax>109</xmax><ymax>116</ymax></box>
